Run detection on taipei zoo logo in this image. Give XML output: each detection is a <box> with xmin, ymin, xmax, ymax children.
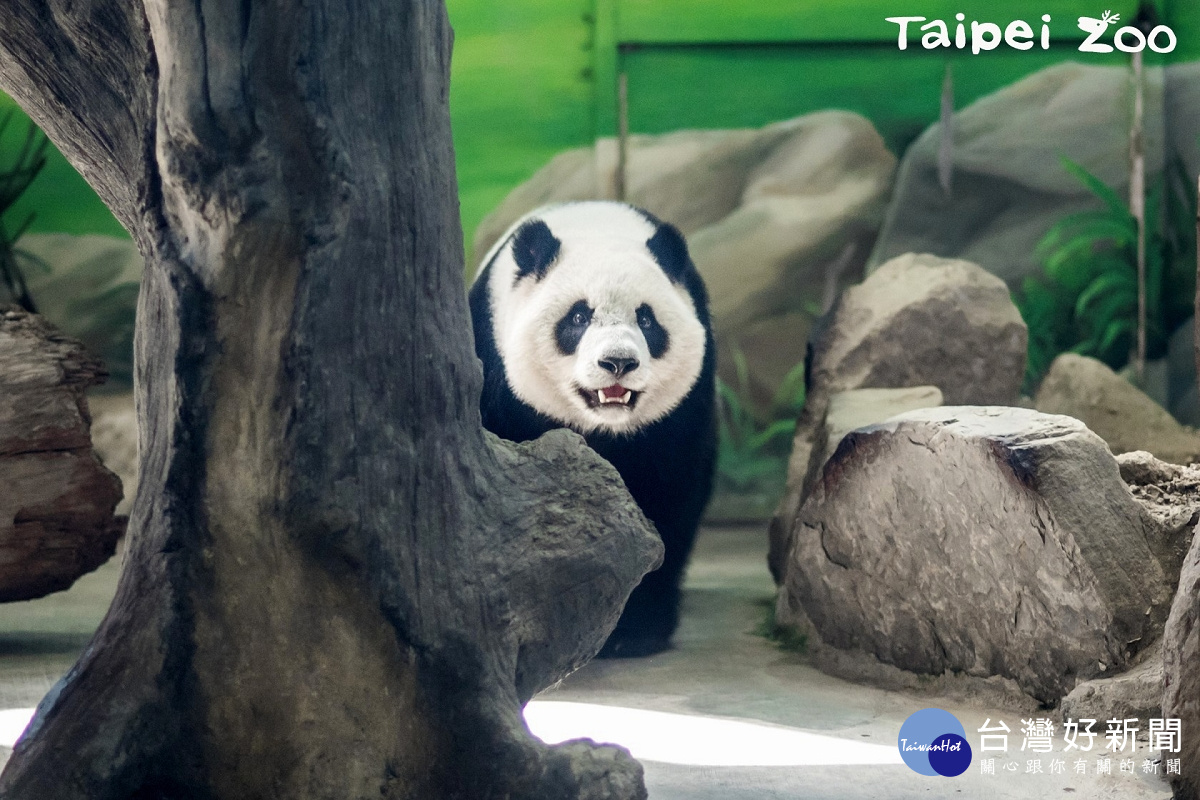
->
<box><xmin>898</xmin><ymin>708</ymin><xmax>973</xmax><ymax>777</ymax></box>
<box><xmin>887</xmin><ymin>10</ymin><xmax>1176</xmax><ymax>54</ymax></box>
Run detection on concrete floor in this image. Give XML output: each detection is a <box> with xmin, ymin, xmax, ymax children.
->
<box><xmin>0</xmin><ymin>525</ymin><xmax>1177</xmax><ymax>798</ymax></box>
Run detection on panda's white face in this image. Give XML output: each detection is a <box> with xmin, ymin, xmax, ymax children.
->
<box><xmin>481</xmin><ymin>203</ymin><xmax>707</xmax><ymax>436</ymax></box>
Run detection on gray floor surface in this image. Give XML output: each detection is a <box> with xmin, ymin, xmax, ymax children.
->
<box><xmin>0</xmin><ymin>525</ymin><xmax>1176</xmax><ymax>798</ymax></box>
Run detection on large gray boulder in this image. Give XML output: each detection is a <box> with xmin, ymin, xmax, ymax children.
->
<box><xmin>471</xmin><ymin>111</ymin><xmax>896</xmax><ymax>408</ymax></box>
<box><xmin>775</xmin><ymin>406</ymin><xmax>1172</xmax><ymax>704</ymax></box>
<box><xmin>1035</xmin><ymin>353</ymin><xmax>1200</xmax><ymax>465</ymax></box>
<box><xmin>1116</xmin><ymin>451</ymin><xmax>1200</xmax><ymax>586</ymax></box>
<box><xmin>869</xmin><ymin>62</ymin><xmax>1164</xmax><ymax>288</ymax></box>
<box><xmin>1164</xmin><ymin>533</ymin><xmax>1200</xmax><ymax>800</ymax></box>
<box><xmin>807</xmin><ymin>253</ymin><xmax>1026</xmax><ymax>407</ymax></box>
<box><xmin>1059</xmin><ymin>452</ymin><xmax>1200</xmax><ymax>732</ymax></box>
<box><xmin>769</xmin><ymin>253</ymin><xmax>1026</xmax><ymax>574</ymax></box>
<box><xmin>683</xmin><ymin>112</ymin><xmax>893</xmax><ymax>336</ymax></box>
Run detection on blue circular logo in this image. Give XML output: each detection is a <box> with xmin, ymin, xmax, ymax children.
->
<box><xmin>898</xmin><ymin>708</ymin><xmax>973</xmax><ymax>776</ymax></box>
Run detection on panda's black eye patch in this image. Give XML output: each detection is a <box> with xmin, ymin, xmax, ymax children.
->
<box><xmin>637</xmin><ymin>304</ymin><xmax>669</xmax><ymax>358</ymax></box>
<box><xmin>555</xmin><ymin>300</ymin><xmax>593</xmax><ymax>355</ymax></box>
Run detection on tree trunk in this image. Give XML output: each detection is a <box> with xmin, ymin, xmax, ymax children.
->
<box><xmin>0</xmin><ymin>2</ymin><xmax>660</xmax><ymax>798</ymax></box>
<box><xmin>0</xmin><ymin>307</ymin><xmax>123</xmax><ymax>602</ymax></box>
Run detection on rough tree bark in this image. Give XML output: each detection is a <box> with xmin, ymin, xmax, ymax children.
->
<box><xmin>0</xmin><ymin>2</ymin><xmax>660</xmax><ymax>798</ymax></box>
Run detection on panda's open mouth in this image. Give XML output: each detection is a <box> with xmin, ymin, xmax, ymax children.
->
<box><xmin>578</xmin><ymin>384</ymin><xmax>640</xmax><ymax>410</ymax></box>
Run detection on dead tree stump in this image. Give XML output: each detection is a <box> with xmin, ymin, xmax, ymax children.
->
<box><xmin>0</xmin><ymin>307</ymin><xmax>122</xmax><ymax>602</ymax></box>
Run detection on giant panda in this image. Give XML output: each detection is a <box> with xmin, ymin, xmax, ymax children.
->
<box><xmin>469</xmin><ymin>201</ymin><xmax>717</xmax><ymax>658</ymax></box>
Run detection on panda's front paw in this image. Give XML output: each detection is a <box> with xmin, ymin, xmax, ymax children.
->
<box><xmin>595</xmin><ymin>628</ymin><xmax>671</xmax><ymax>659</ymax></box>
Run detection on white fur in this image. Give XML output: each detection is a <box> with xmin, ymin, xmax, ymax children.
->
<box><xmin>476</xmin><ymin>202</ymin><xmax>707</xmax><ymax>436</ymax></box>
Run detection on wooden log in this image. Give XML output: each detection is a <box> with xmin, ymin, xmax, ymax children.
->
<box><xmin>0</xmin><ymin>307</ymin><xmax>123</xmax><ymax>602</ymax></box>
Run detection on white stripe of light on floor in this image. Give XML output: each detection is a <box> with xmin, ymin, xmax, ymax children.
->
<box><xmin>0</xmin><ymin>708</ymin><xmax>33</xmax><ymax>749</ymax></box>
<box><xmin>1</xmin><ymin>702</ymin><xmax>905</xmax><ymax>767</ymax></box>
<box><xmin>524</xmin><ymin>701</ymin><xmax>904</xmax><ymax>767</ymax></box>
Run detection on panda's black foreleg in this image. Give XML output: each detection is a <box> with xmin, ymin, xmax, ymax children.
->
<box><xmin>590</xmin><ymin>410</ymin><xmax>716</xmax><ymax>659</ymax></box>
<box><xmin>596</xmin><ymin>516</ymin><xmax>698</xmax><ymax>659</ymax></box>
<box><xmin>596</xmin><ymin>569</ymin><xmax>682</xmax><ymax>658</ymax></box>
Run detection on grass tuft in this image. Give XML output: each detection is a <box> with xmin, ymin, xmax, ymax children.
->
<box><xmin>751</xmin><ymin>596</ymin><xmax>808</xmax><ymax>654</ymax></box>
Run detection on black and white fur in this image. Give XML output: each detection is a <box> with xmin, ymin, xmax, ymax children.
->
<box><xmin>469</xmin><ymin>201</ymin><xmax>716</xmax><ymax>657</ymax></box>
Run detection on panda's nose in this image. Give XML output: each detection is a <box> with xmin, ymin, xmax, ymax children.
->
<box><xmin>598</xmin><ymin>356</ymin><xmax>639</xmax><ymax>378</ymax></box>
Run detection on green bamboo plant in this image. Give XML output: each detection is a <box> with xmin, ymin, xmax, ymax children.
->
<box><xmin>1017</xmin><ymin>156</ymin><xmax>1195</xmax><ymax>390</ymax></box>
<box><xmin>715</xmin><ymin>347</ymin><xmax>806</xmax><ymax>497</ymax></box>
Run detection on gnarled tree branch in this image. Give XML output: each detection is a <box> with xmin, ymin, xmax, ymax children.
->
<box><xmin>0</xmin><ymin>0</ymin><xmax>156</xmax><ymax>237</ymax></box>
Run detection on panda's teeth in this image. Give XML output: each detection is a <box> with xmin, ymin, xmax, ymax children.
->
<box><xmin>588</xmin><ymin>387</ymin><xmax>636</xmax><ymax>408</ymax></box>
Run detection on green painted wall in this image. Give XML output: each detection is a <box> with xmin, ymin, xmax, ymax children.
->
<box><xmin>1166</xmin><ymin>0</ymin><xmax>1200</xmax><ymax>59</ymax></box>
<box><xmin>621</xmin><ymin>43</ymin><xmax>1128</xmax><ymax>157</ymax></box>
<box><xmin>603</xmin><ymin>0</ymin><xmax>1170</xmax><ymax>156</ymax></box>
<box><xmin>0</xmin><ymin>93</ymin><xmax>126</xmax><ymax>239</ymax></box>
<box><xmin>0</xmin><ymin>1</ymin><xmax>598</xmax><ymax>254</ymax></box>
<box><xmin>1</xmin><ymin>1</ymin><xmax>1198</xmax><ymax>251</ymax></box>
<box><xmin>446</xmin><ymin>0</ymin><xmax>595</xmax><ymax>256</ymax></box>
<box><xmin>614</xmin><ymin>0</ymin><xmax>1139</xmax><ymax>43</ymax></box>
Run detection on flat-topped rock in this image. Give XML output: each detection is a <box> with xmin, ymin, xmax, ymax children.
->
<box><xmin>776</xmin><ymin>406</ymin><xmax>1171</xmax><ymax>703</ymax></box>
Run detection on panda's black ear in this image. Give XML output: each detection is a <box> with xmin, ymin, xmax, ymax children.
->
<box><xmin>511</xmin><ymin>219</ymin><xmax>561</xmax><ymax>281</ymax></box>
<box><xmin>646</xmin><ymin>221</ymin><xmax>692</xmax><ymax>283</ymax></box>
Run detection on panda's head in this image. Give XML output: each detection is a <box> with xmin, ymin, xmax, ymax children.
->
<box><xmin>479</xmin><ymin>202</ymin><xmax>709</xmax><ymax>436</ymax></box>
